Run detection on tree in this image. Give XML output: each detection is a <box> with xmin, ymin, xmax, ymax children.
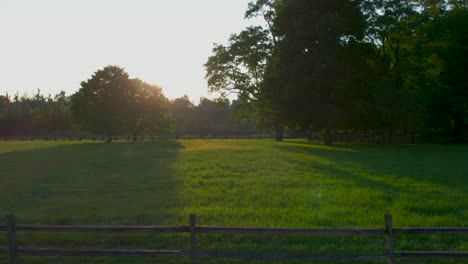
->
<box><xmin>203</xmin><ymin>0</ymin><xmax>467</xmax><ymax>144</ymax></box>
<box><xmin>72</xmin><ymin>66</ymin><xmax>173</xmax><ymax>142</ymax></box>
<box><xmin>262</xmin><ymin>0</ymin><xmax>369</xmax><ymax>145</ymax></box>
<box><xmin>205</xmin><ymin>24</ymin><xmax>282</xmax><ymax>139</ymax></box>
<box><xmin>0</xmin><ymin>90</ymin><xmax>76</xmax><ymax>137</ymax></box>
<box><xmin>169</xmin><ymin>96</ymin><xmax>196</xmax><ymax>136</ymax></box>
<box><xmin>125</xmin><ymin>79</ymin><xmax>172</xmax><ymax>141</ymax></box>
<box><xmin>0</xmin><ymin>95</ymin><xmax>11</xmax><ymax>136</ymax></box>
<box><xmin>245</xmin><ymin>0</ymin><xmax>279</xmax><ymax>44</ymax></box>
<box><xmin>71</xmin><ymin>66</ymin><xmax>131</xmax><ymax>142</ymax></box>
<box><xmin>205</xmin><ymin>26</ymin><xmax>272</xmax><ymax>100</ymax></box>
<box><xmin>359</xmin><ymin>0</ymin><xmax>426</xmax><ymax>143</ymax></box>
<box><xmin>360</xmin><ymin>1</ymin><xmax>468</xmax><ymax>143</ymax></box>
<box><xmin>418</xmin><ymin>8</ymin><xmax>468</xmax><ymax>141</ymax></box>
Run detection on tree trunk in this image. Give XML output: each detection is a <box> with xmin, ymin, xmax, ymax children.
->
<box><xmin>275</xmin><ymin>126</ymin><xmax>283</xmax><ymax>142</ymax></box>
<box><xmin>324</xmin><ymin>128</ymin><xmax>333</xmax><ymax>145</ymax></box>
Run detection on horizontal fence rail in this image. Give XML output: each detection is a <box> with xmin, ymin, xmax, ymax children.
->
<box><xmin>393</xmin><ymin>227</ymin><xmax>468</xmax><ymax>235</ymax></box>
<box><xmin>197</xmin><ymin>251</ymin><xmax>388</xmax><ymax>261</ymax></box>
<box><xmin>17</xmin><ymin>248</ymin><xmax>190</xmax><ymax>257</ymax></box>
<box><xmin>395</xmin><ymin>251</ymin><xmax>468</xmax><ymax>259</ymax></box>
<box><xmin>196</xmin><ymin>226</ymin><xmax>388</xmax><ymax>236</ymax></box>
<box><xmin>2</xmin><ymin>226</ymin><xmax>466</xmax><ymax>236</ymax></box>
<box><xmin>7</xmin><ymin>225</ymin><xmax>189</xmax><ymax>233</ymax></box>
<box><xmin>1</xmin><ymin>213</ymin><xmax>467</xmax><ymax>264</ymax></box>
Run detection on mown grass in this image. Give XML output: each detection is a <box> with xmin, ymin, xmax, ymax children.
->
<box><xmin>0</xmin><ymin>139</ymin><xmax>467</xmax><ymax>263</ymax></box>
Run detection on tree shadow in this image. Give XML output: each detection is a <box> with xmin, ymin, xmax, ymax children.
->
<box><xmin>273</xmin><ymin>141</ymin><xmax>468</xmax><ymax>225</ymax></box>
<box><xmin>275</xmin><ymin>141</ymin><xmax>468</xmax><ymax>191</ymax></box>
<box><xmin>0</xmin><ymin>140</ymin><xmax>196</xmax><ymax>263</ymax></box>
<box><xmin>0</xmin><ymin>140</ymin><xmax>184</xmax><ymax>225</ymax></box>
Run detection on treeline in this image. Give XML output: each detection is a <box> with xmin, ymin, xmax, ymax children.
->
<box><xmin>206</xmin><ymin>0</ymin><xmax>468</xmax><ymax>144</ymax></box>
<box><xmin>0</xmin><ymin>90</ymin><xmax>256</xmax><ymax>139</ymax></box>
<box><xmin>2</xmin><ymin>1</ymin><xmax>467</xmax><ymax>144</ymax></box>
<box><xmin>169</xmin><ymin>96</ymin><xmax>256</xmax><ymax>137</ymax></box>
<box><xmin>0</xmin><ymin>91</ymin><xmax>74</xmax><ymax>137</ymax></box>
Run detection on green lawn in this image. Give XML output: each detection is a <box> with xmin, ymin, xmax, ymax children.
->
<box><xmin>0</xmin><ymin>140</ymin><xmax>467</xmax><ymax>263</ymax></box>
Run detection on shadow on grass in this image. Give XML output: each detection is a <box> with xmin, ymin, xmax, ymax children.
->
<box><xmin>274</xmin><ymin>141</ymin><xmax>468</xmax><ymax>223</ymax></box>
<box><xmin>276</xmin><ymin>141</ymin><xmax>468</xmax><ymax>190</ymax></box>
<box><xmin>0</xmin><ymin>140</ymin><xmax>184</xmax><ymax>225</ymax></box>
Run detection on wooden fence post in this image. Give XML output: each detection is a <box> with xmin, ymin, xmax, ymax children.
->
<box><xmin>6</xmin><ymin>214</ymin><xmax>18</xmax><ymax>264</ymax></box>
<box><xmin>190</xmin><ymin>214</ymin><xmax>198</xmax><ymax>264</ymax></box>
<box><xmin>385</xmin><ymin>213</ymin><xmax>395</xmax><ymax>264</ymax></box>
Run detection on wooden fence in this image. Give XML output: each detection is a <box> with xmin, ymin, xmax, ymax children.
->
<box><xmin>0</xmin><ymin>213</ymin><xmax>467</xmax><ymax>263</ymax></box>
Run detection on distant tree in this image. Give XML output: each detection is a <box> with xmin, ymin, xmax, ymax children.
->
<box><xmin>169</xmin><ymin>96</ymin><xmax>196</xmax><ymax>136</ymax></box>
<box><xmin>166</xmin><ymin>97</ymin><xmax>257</xmax><ymax>138</ymax></box>
<box><xmin>228</xmin><ymin>98</ymin><xmax>261</xmax><ymax>136</ymax></box>
<box><xmin>194</xmin><ymin>98</ymin><xmax>231</xmax><ymax>137</ymax></box>
<box><xmin>72</xmin><ymin>66</ymin><xmax>173</xmax><ymax>142</ymax></box>
<box><xmin>50</xmin><ymin>91</ymin><xmax>73</xmax><ymax>135</ymax></box>
<box><xmin>71</xmin><ymin>66</ymin><xmax>134</xmax><ymax>142</ymax></box>
<box><xmin>0</xmin><ymin>89</ymin><xmax>76</xmax><ymax>137</ymax></box>
<box><xmin>126</xmin><ymin>79</ymin><xmax>173</xmax><ymax>141</ymax></box>
<box><xmin>0</xmin><ymin>95</ymin><xmax>10</xmax><ymax>135</ymax></box>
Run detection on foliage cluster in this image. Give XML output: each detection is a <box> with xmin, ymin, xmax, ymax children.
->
<box><xmin>0</xmin><ymin>90</ymin><xmax>74</xmax><ymax>137</ymax></box>
<box><xmin>168</xmin><ymin>96</ymin><xmax>256</xmax><ymax>137</ymax></box>
<box><xmin>206</xmin><ymin>0</ymin><xmax>468</xmax><ymax>144</ymax></box>
<box><xmin>70</xmin><ymin>66</ymin><xmax>172</xmax><ymax>142</ymax></box>
<box><xmin>0</xmin><ymin>84</ymin><xmax>257</xmax><ymax>139</ymax></box>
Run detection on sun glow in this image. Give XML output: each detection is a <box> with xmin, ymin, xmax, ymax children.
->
<box><xmin>0</xmin><ymin>0</ymin><xmax>262</xmax><ymax>101</ymax></box>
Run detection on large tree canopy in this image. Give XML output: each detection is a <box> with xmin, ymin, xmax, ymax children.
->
<box><xmin>205</xmin><ymin>26</ymin><xmax>273</xmax><ymax>100</ymax></box>
<box><xmin>263</xmin><ymin>0</ymin><xmax>372</xmax><ymax>144</ymax></box>
<box><xmin>71</xmin><ymin>66</ymin><xmax>131</xmax><ymax>141</ymax></box>
<box><xmin>205</xmin><ymin>0</ymin><xmax>468</xmax><ymax>144</ymax></box>
<box><xmin>71</xmin><ymin>66</ymin><xmax>171</xmax><ymax>142</ymax></box>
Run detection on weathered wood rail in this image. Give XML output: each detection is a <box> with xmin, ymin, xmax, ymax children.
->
<box><xmin>0</xmin><ymin>213</ymin><xmax>467</xmax><ymax>263</ymax></box>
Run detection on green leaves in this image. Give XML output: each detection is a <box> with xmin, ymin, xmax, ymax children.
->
<box><xmin>263</xmin><ymin>0</ymin><xmax>370</xmax><ymax>133</ymax></box>
<box><xmin>205</xmin><ymin>26</ymin><xmax>273</xmax><ymax>100</ymax></box>
<box><xmin>71</xmin><ymin>66</ymin><xmax>171</xmax><ymax>140</ymax></box>
<box><xmin>204</xmin><ymin>0</ymin><xmax>468</xmax><ymax>143</ymax></box>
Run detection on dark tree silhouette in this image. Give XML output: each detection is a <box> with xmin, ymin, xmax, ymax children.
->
<box><xmin>71</xmin><ymin>66</ymin><xmax>132</xmax><ymax>142</ymax></box>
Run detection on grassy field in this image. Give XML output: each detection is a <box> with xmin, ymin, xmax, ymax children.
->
<box><xmin>0</xmin><ymin>139</ymin><xmax>467</xmax><ymax>263</ymax></box>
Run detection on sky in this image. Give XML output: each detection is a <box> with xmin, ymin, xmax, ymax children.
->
<box><xmin>0</xmin><ymin>0</ymin><xmax>262</xmax><ymax>102</ymax></box>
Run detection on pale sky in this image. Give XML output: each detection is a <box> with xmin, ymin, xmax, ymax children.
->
<box><xmin>0</xmin><ymin>0</ymin><xmax>261</xmax><ymax>101</ymax></box>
